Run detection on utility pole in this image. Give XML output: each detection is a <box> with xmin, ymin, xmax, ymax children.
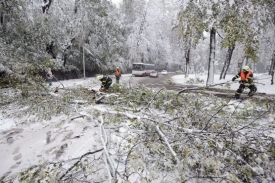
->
<box><xmin>83</xmin><ymin>46</ymin><xmax>86</xmax><ymax>80</ymax></box>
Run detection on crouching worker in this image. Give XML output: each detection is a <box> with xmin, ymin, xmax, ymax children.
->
<box><xmin>232</xmin><ymin>65</ymin><xmax>257</xmax><ymax>99</ymax></box>
<box><xmin>96</xmin><ymin>75</ymin><xmax>112</xmax><ymax>92</ymax></box>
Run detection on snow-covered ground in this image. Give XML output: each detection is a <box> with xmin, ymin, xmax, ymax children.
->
<box><xmin>0</xmin><ymin>74</ymin><xmax>140</xmax><ymax>180</ymax></box>
<box><xmin>0</xmin><ymin>72</ymin><xmax>274</xmax><ymax>180</ymax></box>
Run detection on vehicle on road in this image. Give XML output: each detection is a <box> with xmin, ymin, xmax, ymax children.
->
<box><xmin>149</xmin><ymin>71</ymin><xmax>159</xmax><ymax>78</ymax></box>
<box><xmin>132</xmin><ymin>63</ymin><xmax>155</xmax><ymax>77</ymax></box>
<box><xmin>161</xmin><ymin>70</ymin><xmax>168</xmax><ymax>75</ymax></box>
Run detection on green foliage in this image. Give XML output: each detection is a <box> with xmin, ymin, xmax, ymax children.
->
<box><xmin>185</xmin><ymin>77</ymin><xmax>204</xmax><ymax>85</ymax></box>
<box><xmin>167</xmin><ymin>78</ymin><xmax>175</xmax><ymax>85</ymax></box>
<box><xmin>177</xmin><ymin>0</ymin><xmax>274</xmax><ymax>67</ymax></box>
<box><xmin>0</xmin><ymin>62</ymin><xmax>47</xmax><ymax>91</ymax></box>
<box><xmin>177</xmin><ymin>1</ymin><xmax>206</xmax><ymax>49</ymax></box>
<box><xmin>44</xmin><ymin>58</ymin><xmax>55</xmax><ymax>70</ymax></box>
<box><xmin>220</xmin><ymin>14</ymin><xmax>245</xmax><ymax>48</ymax></box>
<box><xmin>244</xmin><ymin>40</ymin><xmax>259</xmax><ymax>62</ymax></box>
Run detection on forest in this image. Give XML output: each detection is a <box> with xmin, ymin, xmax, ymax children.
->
<box><xmin>0</xmin><ymin>0</ymin><xmax>274</xmax><ymax>83</ymax></box>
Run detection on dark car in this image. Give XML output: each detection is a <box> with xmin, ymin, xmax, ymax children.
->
<box><xmin>149</xmin><ymin>71</ymin><xmax>159</xmax><ymax>78</ymax></box>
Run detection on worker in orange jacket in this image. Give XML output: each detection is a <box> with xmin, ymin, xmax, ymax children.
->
<box><xmin>232</xmin><ymin>65</ymin><xmax>257</xmax><ymax>99</ymax></box>
<box><xmin>115</xmin><ymin>67</ymin><xmax>121</xmax><ymax>84</ymax></box>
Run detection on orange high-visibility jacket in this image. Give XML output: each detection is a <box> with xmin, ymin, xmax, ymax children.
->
<box><xmin>115</xmin><ymin>69</ymin><xmax>121</xmax><ymax>76</ymax></box>
<box><xmin>240</xmin><ymin>71</ymin><xmax>252</xmax><ymax>80</ymax></box>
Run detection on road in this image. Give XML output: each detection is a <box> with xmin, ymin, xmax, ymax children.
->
<box><xmin>123</xmin><ymin>73</ymin><xmax>275</xmax><ymax>102</ymax></box>
<box><xmin>126</xmin><ymin>73</ymin><xmax>180</xmax><ymax>89</ymax></box>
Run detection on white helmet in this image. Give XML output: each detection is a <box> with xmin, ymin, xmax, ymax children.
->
<box><xmin>242</xmin><ymin>65</ymin><xmax>250</xmax><ymax>71</ymax></box>
<box><xmin>116</xmin><ymin>67</ymin><xmax>119</xmax><ymax>69</ymax></box>
<box><xmin>96</xmin><ymin>75</ymin><xmax>103</xmax><ymax>80</ymax></box>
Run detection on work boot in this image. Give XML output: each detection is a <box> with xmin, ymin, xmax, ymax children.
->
<box><xmin>248</xmin><ymin>92</ymin><xmax>255</xmax><ymax>97</ymax></box>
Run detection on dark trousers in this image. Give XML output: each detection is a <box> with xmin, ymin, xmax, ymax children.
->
<box><xmin>48</xmin><ymin>78</ymin><xmax>52</xmax><ymax>86</ymax></box>
<box><xmin>115</xmin><ymin>76</ymin><xmax>120</xmax><ymax>84</ymax></box>
<box><xmin>105</xmin><ymin>82</ymin><xmax>112</xmax><ymax>89</ymax></box>
<box><xmin>101</xmin><ymin>82</ymin><xmax>112</xmax><ymax>89</ymax></box>
<box><xmin>235</xmin><ymin>84</ymin><xmax>257</xmax><ymax>99</ymax></box>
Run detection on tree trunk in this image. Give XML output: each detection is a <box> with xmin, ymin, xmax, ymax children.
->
<box><xmin>0</xmin><ymin>1</ymin><xmax>4</xmax><ymax>25</ymax></box>
<box><xmin>63</xmin><ymin>53</ymin><xmax>67</xmax><ymax>67</ymax></box>
<box><xmin>74</xmin><ymin>0</ymin><xmax>80</xmax><ymax>13</ymax></box>
<box><xmin>219</xmin><ymin>46</ymin><xmax>235</xmax><ymax>79</ymax></box>
<box><xmin>269</xmin><ymin>51</ymin><xmax>275</xmax><ymax>85</ymax></box>
<box><xmin>42</xmin><ymin>0</ymin><xmax>52</xmax><ymax>14</ymax></box>
<box><xmin>269</xmin><ymin>51</ymin><xmax>275</xmax><ymax>75</ymax></box>
<box><xmin>46</xmin><ymin>41</ymin><xmax>57</xmax><ymax>59</ymax></box>
<box><xmin>185</xmin><ymin>48</ymin><xmax>190</xmax><ymax>77</ymax></box>
<box><xmin>62</xmin><ymin>40</ymin><xmax>74</xmax><ymax>67</ymax></box>
<box><xmin>0</xmin><ymin>0</ymin><xmax>7</xmax><ymax>34</ymax></box>
<box><xmin>206</xmin><ymin>27</ymin><xmax>216</xmax><ymax>86</ymax></box>
<box><xmin>239</xmin><ymin>56</ymin><xmax>248</xmax><ymax>71</ymax></box>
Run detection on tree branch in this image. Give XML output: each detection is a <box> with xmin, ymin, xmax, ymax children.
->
<box><xmin>99</xmin><ymin>113</ymin><xmax>117</xmax><ymax>180</ymax></box>
<box><xmin>59</xmin><ymin>148</ymin><xmax>104</xmax><ymax>181</ymax></box>
<box><xmin>155</xmin><ymin>125</ymin><xmax>179</xmax><ymax>164</ymax></box>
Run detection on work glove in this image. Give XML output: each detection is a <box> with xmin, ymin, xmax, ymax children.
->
<box><xmin>232</xmin><ymin>77</ymin><xmax>236</xmax><ymax>82</ymax></box>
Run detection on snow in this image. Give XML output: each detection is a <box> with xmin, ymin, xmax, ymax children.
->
<box><xmin>0</xmin><ymin>73</ymin><xmax>274</xmax><ymax>181</ymax></box>
<box><xmin>0</xmin><ymin>74</ymin><xmax>140</xmax><ymax>180</ymax></box>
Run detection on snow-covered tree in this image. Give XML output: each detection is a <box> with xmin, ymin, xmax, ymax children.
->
<box><xmin>177</xmin><ymin>0</ymin><xmax>275</xmax><ymax>85</ymax></box>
